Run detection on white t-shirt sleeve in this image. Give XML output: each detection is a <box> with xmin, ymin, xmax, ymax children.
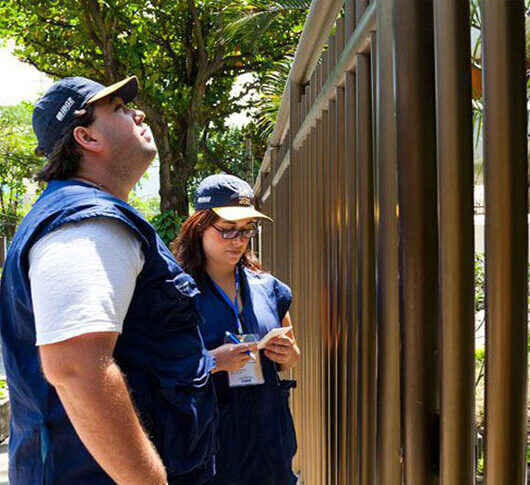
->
<box><xmin>28</xmin><ymin>216</ymin><xmax>145</xmax><ymax>346</ymax></box>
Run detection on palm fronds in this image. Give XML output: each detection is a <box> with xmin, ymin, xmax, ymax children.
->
<box><xmin>222</xmin><ymin>0</ymin><xmax>311</xmax><ymax>45</ymax></box>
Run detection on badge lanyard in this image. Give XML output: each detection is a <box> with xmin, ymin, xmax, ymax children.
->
<box><xmin>212</xmin><ymin>270</ymin><xmax>243</xmax><ymax>334</ymax></box>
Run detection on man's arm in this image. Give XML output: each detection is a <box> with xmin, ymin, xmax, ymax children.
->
<box><xmin>40</xmin><ymin>331</ymin><xmax>167</xmax><ymax>485</ymax></box>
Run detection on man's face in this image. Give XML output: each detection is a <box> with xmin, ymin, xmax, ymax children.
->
<box><xmin>90</xmin><ymin>96</ymin><xmax>157</xmax><ymax>179</ymax></box>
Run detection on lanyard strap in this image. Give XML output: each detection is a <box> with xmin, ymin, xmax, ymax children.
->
<box><xmin>212</xmin><ymin>270</ymin><xmax>243</xmax><ymax>334</ymax></box>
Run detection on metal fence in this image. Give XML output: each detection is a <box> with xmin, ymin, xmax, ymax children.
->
<box><xmin>254</xmin><ymin>1</ymin><xmax>528</xmax><ymax>484</ymax></box>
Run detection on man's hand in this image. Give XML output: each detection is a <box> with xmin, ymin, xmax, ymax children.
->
<box><xmin>210</xmin><ymin>342</ymin><xmax>258</xmax><ymax>373</ymax></box>
<box><xmin>39</xmin><ymin>332</ymin><xmax>167</xmax><ymax>485</ymax></box>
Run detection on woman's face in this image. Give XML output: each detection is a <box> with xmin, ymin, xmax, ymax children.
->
<box><xmin>202</xmin><ymin>217</ymin><xmax>257</xmax><ymax>268</ymax></box>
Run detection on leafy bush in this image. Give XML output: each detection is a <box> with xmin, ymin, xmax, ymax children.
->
<box><xmin>150</xmin><ymin>210</ymin><xmax>186</xmax><ymax>248</ymax></box>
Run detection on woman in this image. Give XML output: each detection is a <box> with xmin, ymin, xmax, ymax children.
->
<box><xmin>172</xmin><ymin>174</ymin><xmax>300</xmax><ymax>485</ymax></box>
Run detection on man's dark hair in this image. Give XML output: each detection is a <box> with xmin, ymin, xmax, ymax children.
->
<box><xmin>35</xmin><ymin>105</ymin><xmax>96</xmax><ymax>182</ymax></box>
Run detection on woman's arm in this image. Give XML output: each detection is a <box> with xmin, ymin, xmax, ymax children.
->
<box><xmin>264</xmin><ymin>312</ymin><xmax>301</xmax><ymax>370</ymax></box>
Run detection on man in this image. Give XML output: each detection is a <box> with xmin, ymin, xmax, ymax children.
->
<box><xmin>0</xmin><ymin>76</ymin><xmax>220</xmax><ymax>484</ymax></box>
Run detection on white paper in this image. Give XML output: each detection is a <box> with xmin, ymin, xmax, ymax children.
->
<box><xmin>257</xmin><ymin>326</ymin><xmax>293</xmax><ymax>350</ymax></box>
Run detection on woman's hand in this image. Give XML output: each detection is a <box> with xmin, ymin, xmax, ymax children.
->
<box><xmin>264</xmin><ymin>331</ymin><xmax>300</xmax><ymax>370</ymax></box>
<box><xmin>210</xmin><ymin>343</ymin><xmax>258</xmax><ymax>373</ymax></box>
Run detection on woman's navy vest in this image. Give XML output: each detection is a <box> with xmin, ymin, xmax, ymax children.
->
<box><xmin>196</xmin><ymin>267</ymin><xmax>297</xmax><ymax>485</ymax></box>
<box><xmin>0</xmin><ymin>180</ymin><xmax>217</xmax><ymax>484</ymax></box>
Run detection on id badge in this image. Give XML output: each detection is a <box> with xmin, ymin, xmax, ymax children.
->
<box><xmin>226</xmin><ymin>333</ymin><xmax>265</xmax><ymax>387</ymax></box>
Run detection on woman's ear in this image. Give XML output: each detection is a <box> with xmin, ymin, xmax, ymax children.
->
<box><xmin>73</xmin><ymin>125</ymin><xmax>103</xmax><ymax>153</ymax></box>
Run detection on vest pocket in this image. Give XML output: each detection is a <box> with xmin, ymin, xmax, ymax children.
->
<box><xmin>149</xmin><ymin>381</ymin><xmax>218</xmax><ymax>476</ymax></box>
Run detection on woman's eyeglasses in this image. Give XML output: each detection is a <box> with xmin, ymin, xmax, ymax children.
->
<box><xmin>212</xmin><ymin>225</ymin><xmax>258</xmax><ymax>240</ymax></box>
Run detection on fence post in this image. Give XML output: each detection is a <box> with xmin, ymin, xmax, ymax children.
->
<box><xmin>375</xmin><ymin>0</ymin><xmax>402</xmax><ymax>483</ymax></box>
<box><xmin>433</xmin><ymin>2</ymin><xmax>476</xmax><ymax>484</ymax></box>
<box><xmin>481</xmin><ymin>2</ymin><xmax>528</xmax><ymax>483</ymax></box>
<box><xmin>393</xmin><ymin>1</ymin><xmax>440</xmax><ymax>483</ymax></box>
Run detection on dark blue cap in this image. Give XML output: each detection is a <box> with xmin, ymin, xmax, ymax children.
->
<box><xmin>194</xmin><ymin>174</ymin><xmax>272</xmax><ymax>221</ymax></box>
<box><xmin>32</xmin><ymin>76</ymin><xmax>138</xmax><ymax>158</ymax></box>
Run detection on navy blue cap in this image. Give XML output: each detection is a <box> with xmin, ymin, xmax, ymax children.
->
<box><xmin>32</xmin><ymin>76</ymin><xmax>138</xmax><ymax>158</ymax></box>
<box><xmin>194</xmin><ymin>174</ymin><xmax>272</xmax><ymax>221</ymax></box>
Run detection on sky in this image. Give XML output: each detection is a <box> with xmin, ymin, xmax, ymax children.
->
<box><xmin>0</xmin><ymin>40</ymin><xmax>53</xmax><ymax>106</ymax></box>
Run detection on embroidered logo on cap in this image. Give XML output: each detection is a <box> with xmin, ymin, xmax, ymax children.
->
<box><xmin>197</xmin><ymin>196</ymin><xmax>212</xmax><ymax>203</ymax></box>
<box><xmin>56</xmin><ymin>97</ymin><xmax>75</xmax><ymax>121</ymax></box>
<box><xmin>238</xmin><ymin>196</ymin><xmax>251</xmax><ymax>206</ymax></box>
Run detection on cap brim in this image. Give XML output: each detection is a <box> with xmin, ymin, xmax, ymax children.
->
<box><xmin>86</xmin><ymin>76</ymin><xmax>138</xmax><ymax>105</ymax></box>
<box><xmin>212</xmin><ymin>206</ymin><xmax>273</xmax><ymax>222</ymax></box>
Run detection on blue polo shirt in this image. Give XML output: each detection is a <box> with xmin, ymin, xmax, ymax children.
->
<box><xmin>196</xmin><ymin>265</ymin><xmax>297</xmax><ymax>485</ymax></box>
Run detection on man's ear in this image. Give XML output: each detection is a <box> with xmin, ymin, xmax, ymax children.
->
<box><xmin>73</xmin><ymin>126</ymin><xmax>103</xmax><ymax>153</ymax></box>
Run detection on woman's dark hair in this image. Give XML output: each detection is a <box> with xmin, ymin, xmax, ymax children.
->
<box><xmin>35</xmin><ymin>105</ymin><xmax>96</xmax><ymax>182</ymax></box>
<box><xmin>171</xmin><ymin>209</ymin><xmax>263</xmax><ymax>281</ymax></box>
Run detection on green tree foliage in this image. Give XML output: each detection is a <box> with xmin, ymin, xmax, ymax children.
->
<box><xmin>0</xmin><ymin>102</ymin><xmax>42</xmax><ymax>239</ymax></box>
<box><xmin>194</xmin><ymin>125</ymin><xmax>264</xmax><ymax>188</ymax></box>
<box><xmin>0</xmin><ymin>0</ymin><xmax>307</xmax><ymax>217</ymax></box>
<box><xmin>252</xmin><ymin>55</ymin><xmax>293</xmax><ymax>141</ymax></box>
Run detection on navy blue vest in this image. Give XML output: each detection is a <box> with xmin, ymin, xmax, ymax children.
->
<box><xmin>0</xmin><ymin>180</ymin><xmax>217</xmax><ymax>484</ymax></box>
<box><xmin>197</xmin><ymin>267</ymin><xmax>297</xmax><ymax>485</ymax></box>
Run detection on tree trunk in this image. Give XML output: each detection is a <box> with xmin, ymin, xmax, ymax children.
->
<box><xmin>137</xmin><ymin>86</ymin><xmax>205</xmax><ymax>218</ymax></box>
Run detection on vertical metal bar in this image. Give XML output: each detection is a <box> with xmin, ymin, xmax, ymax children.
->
<box><xmin>481</xmin><ymin>2</ymin><xmax>528</xmax><ymax>484</ymax></box>
<box><xmin>323</xmin><ymin>50</ymin><xmax>329</xmax><ymax>87</ymax></box>
<box><xmin>316</xmin><ymin>115</ymin><xmax>324</xmax><ymax>485</ymax></box>
<box><xmin>303</xmin><ymin>135</ymin><xmax>309</xmax><ymax>482</ymax></box>
<box><xmin>393</xmin><ymin>0</ymin><xmax>439</xmax><ymax>483</ymax></box>
<box><xmin>329</xmin><ymin>94</ymin><xmax>339</xmax><ymax>485</ymax></box>
<box><xmin>356</xmin><ymin>0</ymin><xmax>369</xmax><ymax>23</ymax></box>
<box><xmin>270</xmin><ymin>148</ymin><xmax>278</xmax><ymax>274</ymax></box>
<box><xmin>309</xmin><ymin>125</ymin><xmax>316</xmax><ymax>485</ymax></box>
<box><xmin>329</xmin><ymin>35</ymin><xmax>337</xmax><ymax>73</ymax></box>
<box><xmin>292</xmin><ymin>145</ymin><xmax>300</xmax><ymax>478</ymax></box>
<box><xmin>433</xmin><ymin>1</ymin><xmax>475</xmax><ymax>484</ymax></box>
<box><xmin>301</xmin><ymin>132</ymin><xmax>308</xmax><ymax>483</ymax></box>
<box><xmin>323</xmin><ymin>102</ymin><xmax>332</xmax><ymax>485</ymax></box>
<box><xmin>320</xmin><ymin>108</ymin><xmax>329</xmax><ymax>485</ymax></box>
<box><xmin>369</xmin><ymin>34</ymin><xmax>377</xmax><ymax>174</ymax></box>
<box><xmin>337</xmin><ymin>17</ymin><xmax>345</xmax><ymax>58</ymax></box>
<box><xmin>336</xmin><ymin>84</ymin><xmax>347</xmax><ymax>485</ymax></box>
<box><xmin>345</xmin><ymin>70</ymin><xmax>359</xmax><ymax>485</ymax></box>
<box><xmin>375</xmin><ymin>0</ymin><xmax>402</xmax><ymax>483</ymax></box>
<box><xmin>311</xmin><ymin>71</ymin><xmax>317</xmax><ymax>108</ymax></box>
<box><xmin>330</xmin><ymin>31</ymin><xmax>340</xmax><ymax>485</ymax></box>
<box><xmin>289</xmin><ymin>82</ymin><xmax>301</xmax><ymax>479</ymax></box>
<box><xmin>346</xmin><ymin>0</ymin><xmax>356</xmax><ymax>38</ymax></box>
<box><xmin>356</xmin><ymin>53</ymin><xmax>376</xmax><ymax>485</ymax></box>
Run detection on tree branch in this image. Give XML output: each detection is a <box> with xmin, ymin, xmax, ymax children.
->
<box><xmin>23</xmin><ymin>37</ymin><xmax>99</xmax><ymax>71</ymax></box>
<box><xmin>200</xmin><ymin>139</ymin><xmax>235</xmax><ymax>175</ymax></box>
<box><xmin>22</xmin><ymin>57</ymin><xmax>69</xmax><ymax>79</ymax></box>
<box><xmin>80</xmin><ymin>0</ymin><xmax>123</xmax><ymax>82</ymax></box>
<box><xmin>79</xmin><ymin>0</ymin><xmax>103</xmax><ymax>48</ymax></box>
<box><xmin>187</xmin><ymin>0</ymin><xmax>207</xmax><ymax>66</ymax></box>
<box><xmin>36</xmin><ymin>14</ymin><xmax>75</xmax><ymax>29</ymax></box>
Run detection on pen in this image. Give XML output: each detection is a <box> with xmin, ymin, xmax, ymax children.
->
<box><xmin>225</xmin><ymin>331</ymin><xmax>256</xmax><ymax>360</ymax></box>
